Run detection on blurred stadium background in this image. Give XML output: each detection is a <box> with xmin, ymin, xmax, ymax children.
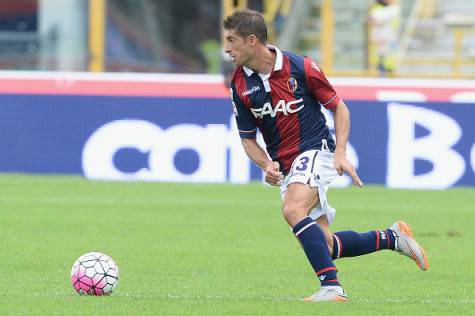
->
<box><xmin>1</xmin><ymin>0</ymin><xmax>475</xmax><ymax>76</ymax></box>
<box><xmin>0</xmin><ymin>0</ymin><xmax>473</xmax><ymax>188</ymax></box>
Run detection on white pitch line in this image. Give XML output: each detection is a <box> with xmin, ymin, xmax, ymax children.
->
<box><xmin>2</xmin><ymin>292</ymin><xmax>473</xmax><ymax>305</ymax></box>
<box><xmin>118</xmin><ymin>294</ymin><xmax>475</xmax><ymax>305</ymax></box>
<box><xmin>0</xmin><ymin>195</ymin><xmax>278</xmax><ymax>208</ymax></box>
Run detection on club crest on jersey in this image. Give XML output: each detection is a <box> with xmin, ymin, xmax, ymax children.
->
<box><xmin>287</xmin><ymin>77</ymin><xmax>298</xmax><ymax>92</ymax></box>
<box><xmin>251</xmin><ymin>98</ymin><xmax>304</xmax><ymax>118</ymax></box>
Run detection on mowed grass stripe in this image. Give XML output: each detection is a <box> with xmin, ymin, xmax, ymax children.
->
<box><xmin>0</xmin><ymin>174</ymin><xmax>473</xmax><ymax>315</ymax></box>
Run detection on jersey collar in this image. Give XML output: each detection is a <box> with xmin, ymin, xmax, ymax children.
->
<box><xmin>243</xmin><ymin>45</ymin><xmax>283</xmax><ymax>77</ymax></box>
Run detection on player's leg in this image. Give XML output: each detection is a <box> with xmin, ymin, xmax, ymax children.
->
<box><xmin>309</xmin><ymin>201</ymin><xmax>429</xmax><ymax>270</ymax></box>
<box><xmin>284</xmin><ymin>183</ymin><xmax>337</xmax><ymax>286</ymax></box>
<box><xmin>306</xmin><ymin>149</ymin><xmax>428</xmax><ymax>270</ymax></box>
<box><xmin>283</xmin><ymin>183</ymin><xmax>347</xmax><ymax>301</ymax></box>
<box><xmin>331</xmin><ymin>227</ymin><xmax>397</xmax><ymax>260</ymax></box>
<box><xmin>330</xmin><ymin>222</ymin><xmax>428</xmax><ymax>271</ymax></box>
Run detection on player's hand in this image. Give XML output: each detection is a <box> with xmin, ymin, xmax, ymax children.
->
<box><xmin>265</xmin><ymin>161</ymin><xmax>284</xmax><ymax>186</ymax></box>
<box><xmin>334</xmin><ymin>151</ymin><xmax>364</xmax><ymax>187</ymax></box>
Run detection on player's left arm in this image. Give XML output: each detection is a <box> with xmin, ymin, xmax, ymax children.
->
<box><xmin>330</xmin><ymin>101</ymin><xmax>364</xmax><ymax>187</ymax></box>
<box><xmin>303</xmin><ymin>56</ymin><xmax>363</xmax><ymax>186</ymax></box>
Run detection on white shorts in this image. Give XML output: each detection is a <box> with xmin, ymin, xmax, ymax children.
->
<box><xmin>280</xmin><ymin>149</ymin><xmax>338</xmax><ymax>225</ymax></box>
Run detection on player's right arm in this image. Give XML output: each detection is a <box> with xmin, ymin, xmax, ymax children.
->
<box><xmin>230</xmin><ymin>84</ymin><xmax>283</xmax><ymax>186</ymax></box>
<box><xmin>241</xmin><ymin>138</ymin><xmax>283</xmax><ymax>186</ymax></box>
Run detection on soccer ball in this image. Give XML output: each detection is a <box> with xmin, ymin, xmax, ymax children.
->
<box><xmin>71</xmin><ymin>252</ymin><xmax>119</xmax><ymax>296</ymax></box>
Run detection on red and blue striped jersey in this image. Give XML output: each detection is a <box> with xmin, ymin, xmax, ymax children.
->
<box><xmin>230</xmin><ymin>46</ymin><xmax>341</xmax><ymax>174</ymax></box>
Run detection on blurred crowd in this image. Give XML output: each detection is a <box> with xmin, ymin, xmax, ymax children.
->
<box><xmin>0</xmin><ymin>0</ymin><xmax>283</xmax><ymax>74</ymax></box>
<box><xmin>2</xmin><ymin>0</ymin><xmax>471</xmax><ymax>77</ymax></box>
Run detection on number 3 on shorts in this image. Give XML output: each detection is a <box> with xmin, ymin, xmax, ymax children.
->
<box><xmin>295</xmin><ymin>156</ymin><xmax>310</xmax><ymax>171</ymax></box>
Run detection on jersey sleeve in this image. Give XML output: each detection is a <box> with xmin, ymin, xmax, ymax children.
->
<box><xmin>230</xmin><ymin>85</ymin><xmax>257</xmax><ymax>138</ymax></box>
<box><xmin>304</xmin><ymin>57</ymin><xmax>341</xmax><ymax>109</ymax></box>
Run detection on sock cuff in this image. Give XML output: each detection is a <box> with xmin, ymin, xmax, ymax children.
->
<box><xmin>375</xmin><ymin>230</ymin><xmax>381</xmax><ymax>250</ymax></box>
<box><xmin>292</xmin><ymin>217</ymin><xmax>315</xmax><ymax>236</ymax></box>
<box><xmin>377</xmin><ymin>229</ymin><xmax>397</xmax><ymax>250</ymax></box>
<box><xmin>386</xmin><ymin>228</ymin><xmax>397</xmax><ymax>250</ymax></box>
<box><xmin>332</xmin><ymin>234</ymin><xmax>342</xmax><ymax>259</ymax></box>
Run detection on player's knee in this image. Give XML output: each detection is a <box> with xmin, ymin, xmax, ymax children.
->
<box><xmin>282</xmin><ymin>203</ymin><xmax>308</xmax><ymax>227</ymax></box>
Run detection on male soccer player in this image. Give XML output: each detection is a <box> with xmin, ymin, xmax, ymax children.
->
<box><xmin>223</xmin><ymin>9</ymin><xmax>428</xmax><ymax>302</ymax></box>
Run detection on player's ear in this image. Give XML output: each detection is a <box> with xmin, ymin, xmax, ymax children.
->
<box><xmin>248</xmin><ymin>34</ymin><xmax>257</xmax><ymax>46</ymax></box>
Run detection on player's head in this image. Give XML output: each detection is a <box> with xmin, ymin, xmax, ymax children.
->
<box><xmin>223</xmin><ymin>9</ymin><xmax>267</xmax><ymax>66</ymax></box>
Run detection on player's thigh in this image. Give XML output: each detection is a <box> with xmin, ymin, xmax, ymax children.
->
<box><xmin>282</xmin><ymin>182</ymin><xmax>319</xmax><ymax>227</ymax></box>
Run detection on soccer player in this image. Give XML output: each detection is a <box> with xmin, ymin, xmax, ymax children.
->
<box><xmin>223</xmin><ymin>9</ymin><xmax>428</xmax><ymax>302</ymax></box>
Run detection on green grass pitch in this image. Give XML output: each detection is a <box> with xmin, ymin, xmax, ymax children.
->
<box><xmin>0</xmin><ymin>174</ymin><xmax>474</xmax><ymax>315</ymax></box>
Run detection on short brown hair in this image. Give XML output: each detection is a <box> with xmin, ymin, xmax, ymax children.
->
<box><xmin>223</xmin><ymin>9</ymin><xmax>267</xmax><ymax>43</ymax></box>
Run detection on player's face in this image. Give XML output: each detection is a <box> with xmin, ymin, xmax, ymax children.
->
<box><xmin>224</xmin><ymin>29</ymin><xmax>254</xmax><ymax>66</ymax></box>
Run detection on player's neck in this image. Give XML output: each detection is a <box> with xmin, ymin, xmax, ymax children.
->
<box><xmin>246</xmin><ymin>45</ymin><xmax>276</xmax><ymax>75</ymax></box>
